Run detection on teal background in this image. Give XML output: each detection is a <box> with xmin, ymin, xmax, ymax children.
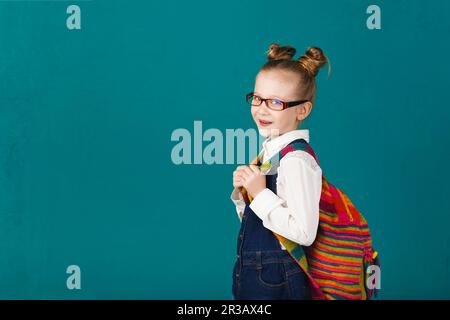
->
<box><xmin>1</xmin><ymin>0</ymin><xmax>449</xmax><ymax>299</ymax></box>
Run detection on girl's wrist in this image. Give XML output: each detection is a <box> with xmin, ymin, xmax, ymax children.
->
<box><xmin>249</xmin><ymin>187</ymin><xmax>265</xmax><ymax>199</ymax></box>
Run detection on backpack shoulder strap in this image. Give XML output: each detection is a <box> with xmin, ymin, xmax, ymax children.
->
<box><xmin>267</xmin><ymin>138</ymin><xmax>323</xmax><ymax>180</ymax></box>
<box><xmin>282</xmin><ymin>139</ymin><xmax>355</xmax><ymax>223</ymax></box>
<box><xmin>278</xmin><ymin>138</ymin><xmax>320</xmax><ymax>166</ymax></box>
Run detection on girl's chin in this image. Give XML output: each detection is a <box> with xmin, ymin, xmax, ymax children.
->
<box><xmin>258</xmin><ymin>128</ymin><xmax>269</xmax><ymax>137</ymax></box>
<box><xmin>258</xmin><ymin>127</ymin><xmax>280</xmax><ymax>138</ymax></box>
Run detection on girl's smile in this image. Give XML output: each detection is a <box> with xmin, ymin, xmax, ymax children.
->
<box><xmin>258</xmin><ymin>119</ymin><xmax>273</xmax><ymax>127</ymax></box>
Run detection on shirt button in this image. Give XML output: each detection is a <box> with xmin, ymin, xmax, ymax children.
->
<box><xmin>237</xmin><ymin>254</ymin><xmax>240</xmax><ymax>259</ymax></box>
<box><xmin>239</xmin><ymin>234</ymin><xmax>243</xmax><ymax>240</ymax></box>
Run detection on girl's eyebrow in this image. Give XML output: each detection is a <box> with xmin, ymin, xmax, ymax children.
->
<box><xmin>254</xmin><ymin>92</ymin><xmax>285</xmax><ymax>101</ymax></box>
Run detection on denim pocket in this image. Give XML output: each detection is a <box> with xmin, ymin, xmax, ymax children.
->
<box><xmin>256</xmin><ymin>263</ymin><xmax>288</xmax><ymax>288</ymax></box>
<box><xmin>236</xmin><ymin>264</ymin><xmax>289</xmax><ymax>299</ymax></box>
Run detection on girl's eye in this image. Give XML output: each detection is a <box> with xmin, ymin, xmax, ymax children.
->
<box><xmin>270</xmin><ymin>100</ymin><xmax>282</xmax><ymax>105</ymax></box>
<box><xmin>268</xmin><ymin>99</ymin><xmax>284</xmax><ymax>110</ymax></box>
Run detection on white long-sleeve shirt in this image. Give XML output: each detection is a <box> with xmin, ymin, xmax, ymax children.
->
<box><xmin>230</xmin><ymin>129</ymin><xmax>322</xmax><ymax>247</ymax></box>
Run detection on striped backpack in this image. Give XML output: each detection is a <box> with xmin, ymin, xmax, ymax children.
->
<box><xmin>241</xmin><ymin>138</ymin><xmax>380</xmax><ymax>300</ymax></box>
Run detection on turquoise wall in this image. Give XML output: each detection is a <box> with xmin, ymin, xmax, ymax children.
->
<box><xmin>1</xmin><ymin>0</ymin><xmax>449</xmax><ymax>299</ymax></box>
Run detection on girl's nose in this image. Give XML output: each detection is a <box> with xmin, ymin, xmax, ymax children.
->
<box><xmin>256</xmin><ymin>102</ymin><xmax>271</xmax><ymax>115</ymax></box>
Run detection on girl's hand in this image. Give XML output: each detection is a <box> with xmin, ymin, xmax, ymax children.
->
<box><xmin>240</xmin><ymin>165</ymin><xmax>266</xmax><ymax>198</ymax></box>
<box><xmin>232</xmin><ymin>165</ymin><xmax>247</xmax><ymax>189</ymax></box>
<box><xmin>232</xmin><ymin>166</ymin><xmax>248</xmax><ymax>201</ymax></box>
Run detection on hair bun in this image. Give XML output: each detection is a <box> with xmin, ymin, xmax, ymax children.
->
<box><xmin>266</xmin><ymin>43</ymin><xmax>296</xmax><ymax>61</ymax></box>
<box><xmin>298</xmin><ymin>47</ymin><xmax>330</xmax><ymax>77</ymax></box>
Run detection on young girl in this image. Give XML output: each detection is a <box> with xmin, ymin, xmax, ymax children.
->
<box><xmin>231</xmin><ymin>43</ymin><xmax>330</xmax><ymax>300</ymax></box>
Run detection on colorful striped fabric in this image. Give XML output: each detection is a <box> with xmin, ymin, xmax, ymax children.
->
<box><xmin>241</xmin><ymin>138</ymin><xmax>380</xmax><ymax>300</ymax></box>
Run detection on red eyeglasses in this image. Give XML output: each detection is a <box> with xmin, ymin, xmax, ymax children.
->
<box><xmin>246</xmin><ymin>92</ymin><xmax>309</xmax><ymax>111</ymax></box>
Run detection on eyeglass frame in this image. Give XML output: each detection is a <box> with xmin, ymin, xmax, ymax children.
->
<box><xmin>246</xmin><ymin>92</ymin><xmax>310</xmax><ymax>111</ymax></box>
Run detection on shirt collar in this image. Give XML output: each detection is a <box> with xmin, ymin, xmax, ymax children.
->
<box><xmin>261</xmin><ymin>129</ymin><xmax>310</xmax><ymax>162</ymax></box>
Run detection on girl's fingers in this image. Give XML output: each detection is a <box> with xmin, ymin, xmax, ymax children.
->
<box><xmin>242</xmin><ymin>166</ymin><xmax>254</xmax><ymax>176</ymax></box>
<box><xmin>236</xmin><ymin>166</ymin><xmax>247</xmax><ymax>176</ymax></box>
<box><xmin>235</xmin><ymin>165</ymin><xmax>260</xmax><ymax>184</ymax></box>
<box><xmin>233</xmin><ymin>180</ymin><xmax>243</xmax><ymax>188</ymax></box>
<box><xmin>239</xmin><ymin>170</ymin><xmax>249</xmax><ymax>180</ymax></box>
<box><xmin>235</xmin><ymin>165</ymin><xmax>248</xmax><ymax>172</ymax></box>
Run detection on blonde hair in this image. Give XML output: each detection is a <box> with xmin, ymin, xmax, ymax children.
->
<box><xmin>261</xmin><ymin>43</ymin><xmax>331</xmax><ymax>105</ymax></box>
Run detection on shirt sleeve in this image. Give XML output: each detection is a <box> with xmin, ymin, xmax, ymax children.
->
<box><xmin>230</xmin><ymin>188</ymin><xmax>246</xmax><ymax>222</ymax></box>
<box><xmin>249</xmin><ymin>151</ymin><xmax>322</xmax><ymax>246</ymax></box>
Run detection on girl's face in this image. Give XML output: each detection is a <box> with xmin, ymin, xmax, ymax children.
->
<box><xmin>251</xmin><ymin>69</ymin><xmax>310</xmax><ymax>138</ymax></box>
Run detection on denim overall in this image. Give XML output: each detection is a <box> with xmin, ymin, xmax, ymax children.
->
<box><xmin>232</xmin><ymin>167</ymin><xmax>311</xmax><ymax>300</ymax></box>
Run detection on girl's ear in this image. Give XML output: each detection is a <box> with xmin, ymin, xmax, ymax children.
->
<box><xmin>296</xmin><ymin>102</ymin><xmax>313</xmax><ymax>121</ymax></box>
